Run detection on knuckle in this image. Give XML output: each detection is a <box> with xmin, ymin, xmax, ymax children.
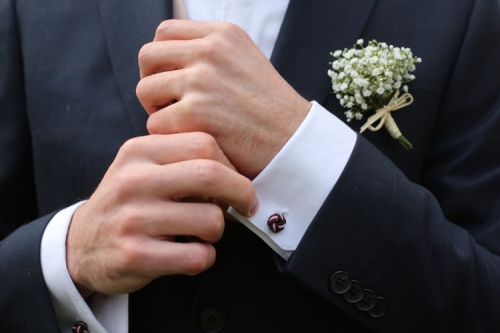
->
<box><xmin>118</xmin><ymin>139</ymin><xmax>133</xmax><ymax>157</ymax></box>
<box><xmin>220</xmin><ymin>21</ymin><xmax>238</xmax><ymax>34</ymax></box>
<box><xmin>135</xmin><ymin>78</ymin><xmax>152</xmax><ymax>103</ymax></box>
<box><xmin>146</xmin><ymin>113</ymin><xmax>161</xmax><ymax>134</ymax></box>
<box><xmin>117</xmin><ymin>239</ymin><xmax>143</xmax><ymax>271</ymax></box>
<box><xmin>192</xmin><ymin>160</ymin><xmax>221</xmax><ymax>188</ymax></box>
<box><xmin>192</xmin><ymin>132</ymin><xmax>218</xmax><ymax>159</ymax></box>
<box><xmin>155</xmin><ymin>20</ymin><xmax>175</xmax><ymax>40</ymax></box>
<box><xmin>219</xmin><ymin>22</ymin><xmax>244</xmax><ymax>40</ymax></box>
<box><xmin>119</xmin><ymin>138</ymin><xmax>140</xmax><ymax>156</ymax></box>
<box><xmin>197</xmin><ymin>38</ymin><xmax>218</xmax><ymax>58</ymax></box>
<box><xmin>137</xmin><ymin>43</ymin><xmax>155</xmax><ymax>68</ymax></box>
<box><xmin>193</xmin><ymin>63</ymin><xmax>215</xmax><ymax>83</ymax></box>
<box><xmin>114</xmin><ymin>168</ymin><xmax>143</xmax><ymax>197</ymax></box>
<box><xmin>115</xmin><ymin>207</ymin><xmax>140</xmax><ymax>237</ymax></box>
<box><xmin>185</xmin><ymin>244</ymin><xmax>215</xmax><ymax>275</ymax></box>
<box><xmin>202</xmin><ymin>206</ymin><xmax>224</xmax><ymax>240</ymax></box>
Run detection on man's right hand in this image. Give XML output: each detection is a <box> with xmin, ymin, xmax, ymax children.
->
<box><xmin>66</xmin><ymin>132</ymin><xmax>258</xmax><ymax>298</ymax></box>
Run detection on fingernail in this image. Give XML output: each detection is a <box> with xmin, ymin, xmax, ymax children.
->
<box><xmin>249</xmin><ymin>197</ymin><xmax>259</xmax><ymax>216</ymax></box>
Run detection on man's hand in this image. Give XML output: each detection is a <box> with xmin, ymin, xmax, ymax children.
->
<box><xmin>137</xmin><ymin>20</ymin><xmax>311</xmax><ymax>179</ymax></box>
<box><xmin>66</xmin><ymin>133</ymin><xmax>258</xmax><ymax>298</ymax></box>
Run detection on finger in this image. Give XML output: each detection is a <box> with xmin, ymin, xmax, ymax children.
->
<box><xmin>138</xmin><ymin>40</ymin><xmax>197</xmax><ymax>78</ymax></box>
<box><xmin>136</xmin><ymin>69</ymin><xmax>185</xmax><ymax>114</ymax></box>
<box><xmin>153</xmin><ymin>20</ymin><xmax>215</xmax><ymax>42</ymax></box>
<box><xmin>119</xmin><ymin>133</ymin><xmax>236</xmax><ymax>172</ymax></box>
<box><xmin>128</xmin><ymin>239</ymin><xmax>216</xmax><ymax>277</ymax></box>
<box><xmin>131</xmin><ymin>201</ymin><xmax>225</xmax><ymax>243</ymax></box>
<box><xmin>147</xmin><ymin>100</ymin><xmax>206</xmax><ymax>136</ymax></box>
<box><xmin>152</xmin><ymin>159</ymin><xmax>257</xmax><ymax>217</ymax></box>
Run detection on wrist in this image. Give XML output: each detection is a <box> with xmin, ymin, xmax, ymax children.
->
<box><xmin>66</xmin><ymin>203</ymin><xmax>95</xmax><ymax>299</ymax></box>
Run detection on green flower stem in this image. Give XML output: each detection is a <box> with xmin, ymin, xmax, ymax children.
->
<box><xmin>397</xmin><ymin>135</ymin><xmax>413</xmax><ymax>150</ymax></box>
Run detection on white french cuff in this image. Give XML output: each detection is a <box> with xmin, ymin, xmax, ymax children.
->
<box><xmin>228</xmin><ymin>101</ymin><xmax>357</xmax><ymax>259</ymax></box>
<box><xmin>40</xmin><ymin>201</ymin><xmax>128</xmax><ymax>333</ymax></box>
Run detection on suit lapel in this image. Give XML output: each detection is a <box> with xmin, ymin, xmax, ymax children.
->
<box><xmin>271</xmin><ymin>0</ymin><xmax>377</xmax><ymax>105</ymax></box>
<box><xmin>97</xmin><ymin>0</ymin><xmax>172</xmax><ymax>136</ymax></box>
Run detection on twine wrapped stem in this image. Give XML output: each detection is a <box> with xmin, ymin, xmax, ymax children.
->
<box><xmin>360</xmin><ymin>91</ymin><xmax>414</xmax><ymax>149</ymax></box>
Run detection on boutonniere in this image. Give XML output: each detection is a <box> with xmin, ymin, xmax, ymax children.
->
<box><xmin>328</xmin><ymin>39</ymin><xmax>422</xmax><ymax>149</ymax></box>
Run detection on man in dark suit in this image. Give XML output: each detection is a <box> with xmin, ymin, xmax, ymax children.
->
<box><xmin>1</xmin><ymin>0</ymin><xmax>500</xmax><ymax>332</ymax></box>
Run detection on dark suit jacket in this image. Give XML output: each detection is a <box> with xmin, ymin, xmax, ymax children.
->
<box><xmin>1</xmin><ymin>0</ymin><xmax>499</xmax><ymax>332</ymax></box>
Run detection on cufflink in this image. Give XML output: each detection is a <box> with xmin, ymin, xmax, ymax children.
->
<box><xmin>72</xmin><ymin>321</ymin><xmax>89</xmax><ymax>333</ymax></box>
<box><xmin>267</xmin><ymin>213</ymin><xmax>286</xmax><ymax>233</ymax></box>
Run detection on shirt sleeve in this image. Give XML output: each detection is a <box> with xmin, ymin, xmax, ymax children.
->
<box><xmin>40</xmin><ymin>201</ymin><xmax>128</xmax><ymax>333</ymax></box>
<box><xmin>228</xmin><ymin>101</ymin><xmax>357</xmax><ymax>259</ymax></box>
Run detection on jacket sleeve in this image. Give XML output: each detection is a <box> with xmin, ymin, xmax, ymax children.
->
<box><xmin>282</xmin><ymin>0</ymin><xmax>500</xmax><ymax>332</ymax></box>
<box><xmin>0</xmin><ymin>214</ymin><xmax>61</xmax><ymax>332</ymax></box>
<box><xmin>0</xmin><ymin>0</ymin><xmax>61</xmax><ymax>331</ymax></box>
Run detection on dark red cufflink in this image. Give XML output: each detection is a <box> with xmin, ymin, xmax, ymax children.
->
<box><xmin>267</xmin><ymin>213</ymin><xmax>286</xmax><ymax>233</ymax></box>
<box><xmin>72</xmin><ymin>321</ymin><xmax>89</xmax><ymax>333</ymax></box>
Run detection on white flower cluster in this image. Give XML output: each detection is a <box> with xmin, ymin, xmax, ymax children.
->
<box><xmin>328</xmin><ymin>39</ymin><xmax>422</xmax><ymax>122</ymax></box>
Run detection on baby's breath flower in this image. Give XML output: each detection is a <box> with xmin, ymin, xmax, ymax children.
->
<box><xmin>345</xmin><ymin>110</ymin><xmax>354</xmax><ymax>120</ymax></box>
<box><xmin>328</xmin><ymin>39</ymin><xmax>421</xmax><ymax>118</ymax></box>
<box><xmin>344</xmin><ymin>50</ymin><xmax>354</xmax><ymax>59</ymax></box>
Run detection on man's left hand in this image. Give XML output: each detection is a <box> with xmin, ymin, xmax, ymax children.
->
<box><xmin>137</xmin><ymin>20</ymin><xmax>311</xmax><ymax>179</ymax></box>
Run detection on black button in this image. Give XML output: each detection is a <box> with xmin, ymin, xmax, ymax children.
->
<box><xmin>329</xmin><ymin>271</ymin><xmax>352</xmax><ymax>294</ymax></box>
<box><xmin>356</xmin><ymin>289</ymin><xmax>377</xmax><ymax>311</ymax></box>
<box><xmin>198</xmin><ymin>306</ymin><xmax>226</xmax><ymax>333</ymax></box>
<box><xmin>368</xmin><ymin>297</ymin><xmax>388</xmax><ymax>318</ymax></box>
<box><xmin>343</xmin><ymin>280</ymin><xmax>364</xmax><ymax>303</ymax></box>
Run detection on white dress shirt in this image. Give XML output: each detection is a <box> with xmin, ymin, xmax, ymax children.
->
<box><xmin>40</xmin><ymin>1</ymin><xmax>357</xmax><ymax>332</ymax></box>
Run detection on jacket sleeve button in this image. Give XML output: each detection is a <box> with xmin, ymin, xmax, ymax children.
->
<box><xmin>329</xmin><ymin>271</ymin><xmax>352</xmax><ymax>294</ymax></box>
<box><xmin>343</xmin><ymin>280</ymin><xmax>364</xmax><ymax>303</ymax></box>
<box><xmin>368</xmin><ymin>297</ymin><xmax>388</xmax><ymax>318</ymax></box>
<box><xmin>356</xmin><ymin>289</ymin><xmax>377</xmax><ymax>311</ymax></box>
